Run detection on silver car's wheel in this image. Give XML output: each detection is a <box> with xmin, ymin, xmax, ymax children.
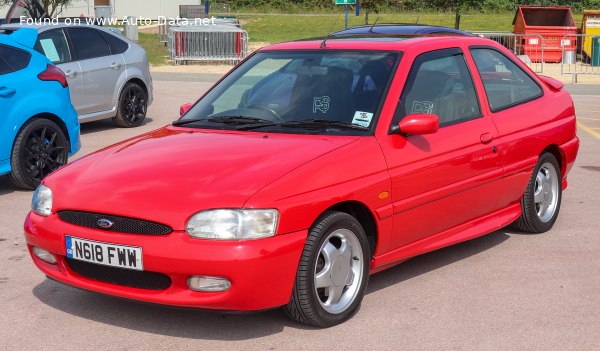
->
<box><xmin>285</xmin><ymin>211</ymin><xmax>370</xmax><ymax>328</ymax></box>
<box><xmin>534</xmin><ymin>162</ymin><xmax>560</xmax><ymax>223</ymax></box>
<box><xmin>513</xmin><ymin>152</ymin><xmax>562</xmax><ymax>233</ymax></box>
<box><xmin>113</xmin><ymin>82</ymin><xmax>147</xmax><ymax>128</ymax></box>
<box><xmin>314</xmin><ymin>229</ymin><xmax>364</xmax><ymax>314</ymax></box>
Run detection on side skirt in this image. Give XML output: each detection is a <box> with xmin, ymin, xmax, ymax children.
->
<box><xmin>370</xmin><ymin>203</ymin><xmax>522</xmax><ymax>274</ymax></box>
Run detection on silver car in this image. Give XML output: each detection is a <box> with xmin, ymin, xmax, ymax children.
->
<box><xmin>2</xmin><ymin>3</ymin><xmax>153</xmax><ymax>128</ymax></box>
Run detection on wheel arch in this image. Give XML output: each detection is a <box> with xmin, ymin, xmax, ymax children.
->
<box><xmin>542</xmin><ymin>144</ymin><xmax>564</xmax><ymax>177</ymax></box>
<box><xmin>322</xmin><ymin>201</ymin><xmax>378</xmax><ymax>258</ymax></box>
<box><xmin>124</xmin><ymin>77</ymin><xmax>148</xmax><ymax>98</ymax></box>
<box><xmin>14</xmin><ymin>113</ymin><xmax>71</xmax><ymax>153</ymax></box>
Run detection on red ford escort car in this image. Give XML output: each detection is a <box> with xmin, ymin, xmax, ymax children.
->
<box><xmin>25</xmin><ymin>31</ymin><xmax>579</xmax><ymax>327</ymax></box>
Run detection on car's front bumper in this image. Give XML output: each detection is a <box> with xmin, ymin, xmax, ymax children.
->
<box><xmin>24</xmin><ymin>212</ymin><xmax>306</xmax><ymax>311</ymax></box>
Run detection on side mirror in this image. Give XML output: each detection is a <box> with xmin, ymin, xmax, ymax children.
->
<box><xmin>180</xmin><ymin>103</ymin><xmax>193</xmax><ymax>117</ymax></box>
<box><xmin>397</xmin><ymin>114</ymin><xmax>439</xmax><ymax>135</ymax></box>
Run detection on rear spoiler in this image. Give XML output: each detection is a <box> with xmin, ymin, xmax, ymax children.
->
<box><xmin>538</xmin><ymin>75</ymin><xmax>564</xmax><ymax>92</ymax></box>
<box><xmin>6</xmin><ymin>27</ymin><xmax>38</xmax><ymax>48</ymax></box>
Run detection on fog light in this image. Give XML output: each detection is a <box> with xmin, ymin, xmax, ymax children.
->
<box><xmin>32</xmin><ymin>247</ymin><xmax>57</xmax><ymax>264</ymax></box>
<box><xmin>187</xmin><ymin>276</ymin><xmax>231</xmax><ymax>292</ymax></box>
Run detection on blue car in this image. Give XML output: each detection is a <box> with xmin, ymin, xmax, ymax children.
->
<box><xmin>0</xmin><ymin>28</ymin><xmax>80</xmax><ymax>189</ymax></box>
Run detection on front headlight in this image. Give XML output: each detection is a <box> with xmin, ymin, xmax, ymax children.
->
<box><xmin>32</xmin><ymin>185</ymin><xmax>53</xmax><ymax>216</ymax></box>
<box><xmin>186</xmin><ymin>209</ymin><xmax>279</xmax><ymax>240</ymax></box>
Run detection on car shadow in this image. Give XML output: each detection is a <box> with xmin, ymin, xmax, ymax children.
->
<box><xmin>80</xmin><ymin>117</ymin><xmax>155</xmax><ymax>135</ymax></box>
<box><xmin>0</xmin><ymin>174</ymin><xmax>32</xmax><ymax>195</ymax></box>
<box><xmin>32</xmin><ymin>229</ymin><xmax>511</xmax><ymax>340</ymax></box>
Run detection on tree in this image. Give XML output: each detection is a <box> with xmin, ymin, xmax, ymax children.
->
<box><xmin>360</xmin><ymin>0</ymin><xmax>386</xmax><ymax>25</ymax></box>
<box><xmin>0</xmin><ymin>0</ymin><xmax>73</xmax><ymax>18</ymax></box>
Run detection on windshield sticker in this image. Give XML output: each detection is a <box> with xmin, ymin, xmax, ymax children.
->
<box><xmin>352</xmin><ymin>111</ymin><xmax>374</xmax><ymax>128</ymax></box>
<box><xmin>411</xmin><ymin>101</ymin><xmax>434</xmax><ymax>114</ymax></box>
<box><xmin>313</xmin><ymin>96</ymin><xmax>331</xmax><ymax>113</ymax></box>
<box><xmin>40</xmin><ymin>39</ymin><xmax>60</xmax><ymax>63</ymax></box>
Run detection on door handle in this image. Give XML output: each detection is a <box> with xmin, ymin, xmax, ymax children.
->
<box><xmin>0</xmin><ymin>87</ymin><xmax>16</xmax><ymax>97</ymax></box>
<box><xmin>65</xmin><ymin>70</ymin><xmax>77</xmax><ymax>78</ymax></box>
<box><xmin>480</xmin><ymin>132</ymin><xmax>494</xmax><ymax>144</ymax></box>
<box><xmin>110</xmin><ymin>62</ymin><xmax>122</xmax><ymax>70</ymax></box>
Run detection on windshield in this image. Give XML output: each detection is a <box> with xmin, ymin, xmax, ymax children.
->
<box><xmin>179</xmin><ymin>50</ymin><xmax>400</xmax><ymax>135</ymax></box>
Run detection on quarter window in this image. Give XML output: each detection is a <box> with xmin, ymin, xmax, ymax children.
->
<box><xmin>394</xmin><ymin>49</ymin><xmax>481</xmax><ymax>128</ymax></box>
<box><xmin>35</xmin><ymin>29</ymin><xmax>72</xmax><ymax>64</ymax></box>
<box><xmin>99</xmin><ymin>30</ymin><xmax>129</xmax><ymax>54</ymax></box>
<box><xmin>66</xmin><ymin>28</ymin><xmax>111</xmax><ymax>60</ymax></box>
<box><xmin>470</xmin><ymin>48</ymin><xmax>543</xmax><ymax>112</ymax></box>
<box><xmin>0</xmin><ymin>45</ymin><xmax>31</xmax><ymax>75</ymax></box>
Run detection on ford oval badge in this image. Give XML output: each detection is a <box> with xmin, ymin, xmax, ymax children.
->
<box><xmin>97</xmin><ymin>218</ymin><xmax>114</xmax><ymax>229</ymax></box>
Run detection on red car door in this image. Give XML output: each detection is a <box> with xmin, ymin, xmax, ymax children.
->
<box><xmin>378</xmin><ymin>47</ymin><xmax>503</xmax><ymax>251</ymax></box>
<box><xmin>468</xmin><ymin>46</ymin><xmax>575</xmax><ymax>210</ymax></box>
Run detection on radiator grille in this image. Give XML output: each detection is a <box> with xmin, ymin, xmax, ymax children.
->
<box><xmin>58</xmin><ymin>211</ymin><xmax>172</xmax><ymax>235</ymax></box>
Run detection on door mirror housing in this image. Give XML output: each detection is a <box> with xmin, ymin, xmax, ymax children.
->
<box><xmin>180</xmin><ymin>103</ymin><xmax>193</xmax><ymax>117</ymax></box>
<box><xmin>397</xmin><ymin>114</ymin><xmax>439</xmax><ymax>135</ymax></box>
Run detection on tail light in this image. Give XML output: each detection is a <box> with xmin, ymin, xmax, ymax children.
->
<box><xmin>38</xmin><ymin>65</ymin><xmax>68</xmax><ymax>88</ymax></box>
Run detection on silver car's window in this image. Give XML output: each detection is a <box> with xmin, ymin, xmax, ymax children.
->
<box><xmin>66</xmin><ymin>28</ymin><xmax>110</xmax><ymax>60</ymax></box>
<box><xmin>34</xmin><ymin>29</ymin><xmax>72</xmax><ymax>64</ymax></box>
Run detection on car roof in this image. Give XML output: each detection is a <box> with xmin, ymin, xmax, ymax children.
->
<box><xmin>332</xmin><ymin>24</ymin><xmax>474</xmax><ymax>37</ymax></box>
<box><xmin>260</xmin><ymin>35</ymin><xmax>495</xmax><ymax>52</ymax></box>
<box><xmin>1</xmin><ymin>23</ymin><xmax>98</xmax><ymax>30</ymax></box>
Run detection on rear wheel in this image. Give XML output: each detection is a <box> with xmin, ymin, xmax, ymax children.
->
<box><xmin>10</xmin><ymin>119</ymin><xmax>68</xmax><ymax>190</ymax></box>
<box><xmin>513</xmin><ymin>152</ymin><xmax>562</xmax><ymax>233</ymax></box>
<box><xmin>284</xmin><ymin>211</ymin><xmax>370</xmax><ymax>328</ymax></box>
<box><xmin>113</xmin><ymin>82</ymin><xmax>147</xmax><ymax>128</ymax></box>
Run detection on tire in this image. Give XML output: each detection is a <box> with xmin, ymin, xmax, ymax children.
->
<box><xmin>113</xmin><ymin>82</ymin><xmax>147</xmax><ymax>128</ymax></box>
<box><xmin>10</xmin><ymin>118</ymin><xmax>69</xmax><ymax>190</ymax></box>
<box><xmin>512</xmin><ymin>152</ymin><xmax>562</xmax><ymax>233</ymax></box>
<box><xmin>284</xmin><ymin>211</ymin><xmax>370</xmax><ymax>328</ymax></box>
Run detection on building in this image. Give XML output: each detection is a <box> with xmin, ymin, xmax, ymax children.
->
<box><xmin>1</xmin><ymin>0</ymin><xmax>205</xmax><ymax>20</ymax></box>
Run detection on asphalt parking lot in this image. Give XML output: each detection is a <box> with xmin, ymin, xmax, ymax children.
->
<box><xmin>1</xmin><ymin>74</ymin><xmax>599</xmax><ymax>350</ymax></box>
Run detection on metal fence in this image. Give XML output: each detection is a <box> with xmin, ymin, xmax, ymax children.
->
<box><xmin>168</xmin><ymin>25</ymin><xmax>249</xmax><ymax>65</ymax></box>
<box><xmin>160</xmin><ymin>19</ymin><xmax>241</xmax><ymax>45</ymax></box>
<box><xmin>474</xmin><ymin>32</ymin><xmax>545</xmax><ymax>73</ymax></box>
<box><xmin>561</xmin><ymin>34</ymin><xmax>600</xmax><ymax>83</ymax></box>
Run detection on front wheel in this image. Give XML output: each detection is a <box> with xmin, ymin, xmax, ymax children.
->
<box><xmin>113</xmin><ymin>82</ymin><xmax>147</xmax><ymax>128</ymax></box>
<box><xmin>513</xmin><ymin>152</ymin><xmax>562</xmax><ymax>233</ymax></box>
<box><xmin>284</xmin><ymin>211</ymin><xmax>370</xmax><ymax>328</ymax></box>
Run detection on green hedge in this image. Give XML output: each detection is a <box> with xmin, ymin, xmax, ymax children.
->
<box><xmin>227</xmin><ymin>0</ymin><xmax>600</xmax><ymax>12</ymax></box>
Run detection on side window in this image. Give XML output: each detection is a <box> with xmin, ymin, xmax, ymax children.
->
<box><xmin>394</xmin><ymin>49</ymin><xmax>481</xmax><ymax>128</ymax></box>
<box><xmin>34</xmin><ymin>29</ymin><xmax>72</xmax><ymax>64</ymax></box>
<box><xmin>66</xmin><ymin>28</ymin><xmax>110</xmax><ymax>60</ymax></box>
<box><xmin>470</xmin><ymin>48</ymin><xmax>543</xmax><ymax>112</ymax></box>
<box><xmin>99</xmin><ymin>30</ymin><xmax>129</xmax><ymax>54</ymax></box>
<box><xmin>0</xmin><ymin>45</ymin><xmax>31</xmax><ymax>75</ymax></box>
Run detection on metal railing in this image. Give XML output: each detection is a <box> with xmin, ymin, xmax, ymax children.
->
<box><xmin>168</xmin><ymin>25</ymin><xmax>248</xmax><ymax>65</ymax></box>
<box><xmin>561</xmin><ymin>34</ymin><xmax>600</xmax><ymax>83</ymax></box>
<box><xmin>474</xmin><ymin>32</ymin><xmax>545</xmax><ymax>73</ymax></box>
<box><xmin>160</xmin><ymin>19</ymin><xmax>241</xmax><ymax>45</ymax></box>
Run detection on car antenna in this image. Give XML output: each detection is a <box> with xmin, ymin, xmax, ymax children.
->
<box><xmin>321</xmin><ymin>15</ymin><xmax>341</xmax><ymax>48</ymax></box>
<box><xmin>368</xmin><ymin>17</ymin><xmax>381</xmax><ymax>33</ymax></box>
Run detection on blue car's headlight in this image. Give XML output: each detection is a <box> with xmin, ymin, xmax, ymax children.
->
<box><xmin>32</xmin><ymin>185</ymin><xmax>53</xmax><ymax>217</ymax></box>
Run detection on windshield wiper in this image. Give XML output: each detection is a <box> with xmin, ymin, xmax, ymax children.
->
<box><xmin>172</xmin><ymin>115</ymin><xmax>275</xmax><ymax>127</ymax></box>
<box><xmin>280</xmin><ymin>119</ymin><xmax>370</xmax><ymax>131</ymax></box>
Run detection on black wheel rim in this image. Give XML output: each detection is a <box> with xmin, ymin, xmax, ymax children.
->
<box><xmin>123</xmin><ymin>86</ymin><xmax>147</xmax><ymax>124</ymax></box>
<box><xmin>23</xmin><ymin>125</ymin><xmax>67</xmax><ymax>183</ymax></box>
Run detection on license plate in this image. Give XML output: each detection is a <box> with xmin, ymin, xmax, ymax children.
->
<box><xmin>66</xmin><ymin>236</ymin><xmax>143</xmax><ymax>271</ymax></box>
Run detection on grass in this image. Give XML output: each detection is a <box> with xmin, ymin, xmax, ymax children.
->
<box><xmin>136</xmin><ymin>12</ymin><xmax>520</xmax><ymax>66</ymax></box>
<box><xmin>241</xmin><ymin>12</ymin><xmax>516</xmax><ymax>43</ymax></box>
<box><xmin>138</xmin><ymin>32</ymin><xmax>169</xmax><ymax>66</ymax></box>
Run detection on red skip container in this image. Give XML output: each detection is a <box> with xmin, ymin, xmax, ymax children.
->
<box><xmin>513</xmin><ymin>6</ymin><xmax>577</xmax><ymax>63</ymax></box>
